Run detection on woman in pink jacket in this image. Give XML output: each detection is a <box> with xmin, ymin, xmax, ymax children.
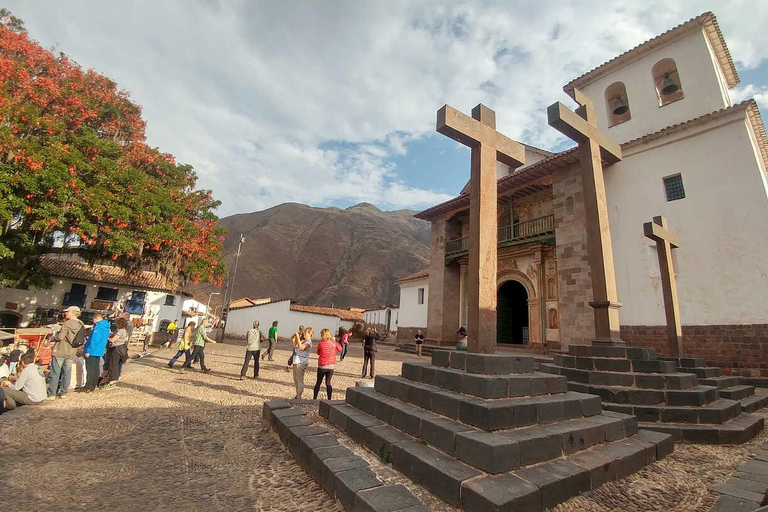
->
<box><xmin>313</xmin><ymin>328</ymin><xmax>342</xmax><ymax>400</ymax></box>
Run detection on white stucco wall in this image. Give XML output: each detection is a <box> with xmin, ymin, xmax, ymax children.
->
<box><xmin>398</xmin><ymin>278</ymin><xmax>429</xmax><ymax>329</ymax></box>
<box><xmin>605</xmin><ymin>113</ymin><xmax>768</xmax><ymax>325</ymax></box>
<box><xmin>363</xmin><ymin>307</ymin><xmax>399</xmax><ymax>332</ymax></box>
<box><xmin>225</xmin><ymin>300</ymin><xmax>342</xmax><ymax>340</ymax></box>
<box><xmin>580</xmin><ymin>29</ymin><xmax>731</xmax><ymax>145</ymax></box>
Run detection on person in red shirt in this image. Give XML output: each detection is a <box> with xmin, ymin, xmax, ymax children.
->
<box><xmin>313</xmin><ymin>328</ymin><xmax>342</xmax><ymax>400</ymax></box>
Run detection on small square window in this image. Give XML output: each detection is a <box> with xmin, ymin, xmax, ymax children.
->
<box><xmin>164</xmin><ymin>295</ymin><xmax>176</xmax><ymax>306</ymax></box>
<box><xmin>663</xmin><ymin>174</ymin><xmax>685</xmax><ymax>201</ymax></box>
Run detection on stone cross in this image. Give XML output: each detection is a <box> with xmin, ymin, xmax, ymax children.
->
<box><xmin>644</xmin><ymin>215</ymin><xmax>683</xmax><ymax>356</ymax></box>
<box><xmin>547</xmin><ymin>89</ymin><xmax>624</xmax><ymax>344</ymax></box>
<box><xmin>437</xmin><ymin>104</ymin><xmax>525</xmax><ymax>353</ymax></box>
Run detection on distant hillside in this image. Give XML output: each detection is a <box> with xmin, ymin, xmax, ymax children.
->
<box><xmin>189</xmin><ymin>202</ymin><xmax>431</xmax><ymax>309</ymax></box>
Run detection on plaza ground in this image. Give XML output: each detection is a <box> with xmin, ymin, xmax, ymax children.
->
<box><xmin>1</xmin><ymin>341</ymin><xmax>766</xmax><ymax>511</ymax></box>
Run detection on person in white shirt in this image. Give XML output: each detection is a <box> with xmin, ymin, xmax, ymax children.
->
<box><xmin>1</xmin><ymin>350</ymin><xmax>46</xmax><ymax>410</ymax></box>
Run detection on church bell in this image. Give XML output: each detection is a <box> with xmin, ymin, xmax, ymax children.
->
<box><xmin>612</xmin><ymin>95</ymin><xmax>629</xmax><ymax>116</ymax></box>
<box><xmin>660</xmin><ymin>73</ymin><xmax>679</xmax><ymax>95</ymax></box>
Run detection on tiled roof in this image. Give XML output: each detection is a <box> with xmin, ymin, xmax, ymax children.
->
<box><xmin>395</xmin><ymin>269</ymin><xmax>429</xmax><ymax>284</ymax></box>
<box><xmin>228</xmin><ymin>297</ymin><xmax>270</xmax><ymax>308</ymax></box>
<box><xmin>416</xmin><ymin>100</ymin><xmax>765</xmax><ymax>221</ymax></box>
<box><xmin>289</xmin><ymin>304</ymin><xmax>364</xmax><ymax>322</ymax></box>
<box><xmin>564</xmin><ymin>12</ymin><xmax>738</xmax><ymax>98</ymax></box>
<box><xmin>40</xmin><ymin>256</ymin><xmax>178</xmax><ymax>293</ymax></box>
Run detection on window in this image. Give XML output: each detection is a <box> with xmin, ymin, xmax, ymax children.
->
<box><xmin>604</xmin><ymin>81</ymin><xmax>631</xmax><ymax>126</ymax></box>
<box><xmin>652</xmin><ymin>58</ymin><xmax>684</xmax><ymax>106</ymax></box>
<box><xmin>663</xmin><ymin>174</ymin><xmax>686</xmax><ymax>201</ymax></box>
<box><xmin>417</xmin><ymin>288</ymin><xmax>425</xmax><ymax>305</ymax></box>
<box><xmin>164</xmin><ymin>295</ymin><xmax>176</xmax><ymax>306</ymax></box>
<box><xmin>96</xmin><ymin>287</ymin><xmax>119</xmax><ymax>301</ymax></box>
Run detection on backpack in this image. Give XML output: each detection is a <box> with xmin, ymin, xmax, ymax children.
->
<box><xmin>70</xmin><ymin>324</ymin><xmax>86</xmax><ymax>348</ymax></box>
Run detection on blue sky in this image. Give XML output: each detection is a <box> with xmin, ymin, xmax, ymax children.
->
<box><xmin>6</xmin><ymin>1</ymin><xmax>768</xmax><ymax>216</ymax></box>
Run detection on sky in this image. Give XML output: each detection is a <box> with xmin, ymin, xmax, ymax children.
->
<box><xmin>6</xmin><ymin>1</ymin><xmax>768</xmax><ymax>217</ymax></box>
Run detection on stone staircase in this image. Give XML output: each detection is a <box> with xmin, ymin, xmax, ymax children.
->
<box><xmin>658</xmin><ymin>357</ymin><xmax>768</xmax><ymax>413</ymax></box>
<box><xmin>540</xmin><ymin>343</ymin><xmax>764</xmax><ymax>444</ymax></box>
<box><xmin>325</xmin><ymin>350</ymin><xmax>674</xmax><ymax>511</ymax></box>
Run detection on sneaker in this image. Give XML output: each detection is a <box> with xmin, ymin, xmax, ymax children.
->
<box><xmin>46</xmin><ymin>395</ymin><xmax>57</xmax><ymax>401</ymax></box>
<box><xmin>59</xmin><ymin>394</ymin><xmax>67</xmax><ymax>399</ymax></box>
<box><xmin>103</xmin><ymin>383</ymin><xmax>117</xmax><ymax>391</ymax></box>
<box><xmin>239</xmin><ymin>376</ymin><xmax>245</xmax><ymax>380</ymax></box>
<box><xmin>203</xmin><ymin>368</ymin><xmax>212</xmax><ymax>374</ymax></box>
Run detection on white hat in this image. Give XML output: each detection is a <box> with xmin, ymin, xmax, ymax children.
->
<box><xmin>63</xmin><ymin>306</ymin><xmax>82</xmax><ymax>315</ymax></box>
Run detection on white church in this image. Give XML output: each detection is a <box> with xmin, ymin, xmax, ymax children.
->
<box><xmin>411</xmin><ymin>12</ymin><xmax>768</xmax><ymax>377</ymax></box>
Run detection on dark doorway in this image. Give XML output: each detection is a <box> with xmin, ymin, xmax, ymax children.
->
<box><xmin>497</xmin><ymin>280</ymin><xmax>529</xmax><ymax>345</ymax></box>
<box><xmin>0</xmin><ymin>311</ymin><xmax>21</xmax><ymax>328</ymax></box>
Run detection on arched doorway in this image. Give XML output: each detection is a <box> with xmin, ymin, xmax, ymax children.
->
<box><xmin>385</xmin><ymin>309</ymin><xmax>392</xmax><ymax>332</ymax></box>
<box><xmin>0</xmin><ymin>311</ymin><xmax>21</xmax><ymax>328</ymax></box>
<box><xmin>497</xmin><ymin>280</ymin><xmax>529</xmax><ymax>345</ymax></box>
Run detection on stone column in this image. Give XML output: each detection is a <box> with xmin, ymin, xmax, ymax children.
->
<box><xmin>427</xmin><ymin>217</ymin><xmax>462</xmax><ymax>345</ymax></box>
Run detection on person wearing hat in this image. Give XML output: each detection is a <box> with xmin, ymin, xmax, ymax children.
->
<box><xmin>47</xmin><ymin>305</ymin><xmax>84</xmax><ymax>399</ymax></box>
<box><xmin>456</xmin><ymin>326</ymin><xmax>468</xmax><ymax>352</ymax></box>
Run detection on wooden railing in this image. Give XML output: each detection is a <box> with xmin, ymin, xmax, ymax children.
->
<box><xmin>445</xmin><ymin>214</ymin><xmax>555</xmax><ymax>260</ymax></box>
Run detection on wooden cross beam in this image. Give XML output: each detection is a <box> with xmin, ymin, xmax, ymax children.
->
<box><xmin>644</xmin><ymin>215</ymin><xmax>683</xmax><ymax>356</ymax></box>
<box><xmin>437</xmin><ymin>104</ymin><xmax>525</xmax><ymax>353</ymax></box>
<box><xmin>547</xmin><ymin>89</ymin><xmax>624</xmax><ymax>344</ymax></box>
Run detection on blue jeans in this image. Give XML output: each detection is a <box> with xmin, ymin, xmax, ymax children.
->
<box><xmin>48</xmin><ymin>356</ymin><xmax>73</xmax><ymax>397</ymax></box>
<box><xmin>168</xmin><ymin>349</ymin><xmax>190</xmax><ymax>367</ymax></box>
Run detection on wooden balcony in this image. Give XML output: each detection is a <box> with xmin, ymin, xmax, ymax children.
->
<box><xmin>445</xmin><ymin>214</ymin><xmax>555</xmax><ymax>262</ymax></box>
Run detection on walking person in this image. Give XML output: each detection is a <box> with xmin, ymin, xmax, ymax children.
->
<box><xmin>241</xmin><ymin>321</ymin><xmax>265</xmax><ymax>380</ymax></box>
<box><xmin>313</xmin><ymin>329</ymin><xmax>342</xmax><ymax>400</ymax></box>
<box><xmin>285</xmin><ymin>325</ymin><xmax>304</xmax><ymax>372</ymax></box>
<box><xmin>361</xmin><ymin>327</ymin><xmax>380</xmax><ymax>379</ymax></box>
<box><xmin>82</xmin><ymin>313</ymin><xmax>110</xmax><ymax>392</ymax></box>
<box><xmin>99</xmin><ymin>317</ymin><xmax>129</xmax><ymax>390</ymax></box>
<box><xmin>164</xmin><ymin>319</ymin><xmax>178</xmax><ymax>348</ymax></box>
<box><xmin>183</xmin><ymin>318</ymin><xmax>216</xmax><ymax>373</ymax></box>
<box><xmin>168</xmin><ymin>321</ymin><xmax>194</xmax><ymax>368</ymax></box>
<box><xmin>414</xmin><ymin>329</ymin><xmax>425</xmax><ymax>359</ymax></box>
<box><xmin>291</xmin><ymin>327</ymin><xmax>313</xmax><ymax>399</ymax></box>
<box><xmin>262</xmin><ymin>320</ymin><xmax>278</xmax><ymax>361</ymax></box>
<box><xmin>47</xmin><ymin>305</ymin><xmax>84</xmax><ymax>400</ymax></box>
<box><xmin>339</xmin><ymin>328</ymin><xmax>351</xmax><ymax>361</ymax></box>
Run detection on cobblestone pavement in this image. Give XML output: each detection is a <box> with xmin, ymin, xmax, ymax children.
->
<box><xmin>0</xmin><ymin>341</ymin><xmax>765</xmax><ymax>512</ymax></box>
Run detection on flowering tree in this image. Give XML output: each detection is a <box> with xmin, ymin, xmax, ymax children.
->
<box><xmin>0</xmin><ymin>10</ymin><xmax>225</xmax><ymax>288</ymax></box>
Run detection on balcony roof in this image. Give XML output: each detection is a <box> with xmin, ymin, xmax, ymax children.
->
<box><xmin>40</xmin><ymin>256</ymin><xmax>179</xmax><ymax>294</ymax></box>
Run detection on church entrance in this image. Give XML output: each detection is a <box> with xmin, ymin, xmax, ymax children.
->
<box><xmin>497</xmin><ymin>280</ymin><xmax>529</xmax><ymax>345</ymax></box>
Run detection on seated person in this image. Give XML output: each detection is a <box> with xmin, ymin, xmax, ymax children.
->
<box><xmin>1</xmin><ymin>350</ymin><xmax>46</xmax><ymax>410</ymax></box>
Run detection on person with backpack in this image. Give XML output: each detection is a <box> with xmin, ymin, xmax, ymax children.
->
<box><xmin>82</xmin><ymin>313</ymin><xmax>110</xmax><ymax>392</ymax></box>
<box><xmin>47</xmin><ymin>305</ymin><xmax>84</xmax><ymax>399</ymax></box>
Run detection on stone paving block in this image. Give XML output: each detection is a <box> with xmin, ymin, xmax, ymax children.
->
<box><xmin>660</xmin><ymin>406</ymin><xmax>699</xmax><ymax>424</ymax></box>
<box><xmin>741</xmin><ymin>459</ymin><xmax>768</xmax><ymax>477</ymax></box>
<box><xmin>430</xmin><ymin>390</ymin><xmax>463</xmax><ymax>419</ymax></box>
<box><xmin>536</xmin><ymin>396</ymin><xmax>565</xmax><ymax>424</ymax></box>
<box><xmin>317</xmin><ymin>455</ymin><xmax>369</xmax><ymax>497</ymax></box>
<box><xmin>721</xmin><ymin>477</ymin><xmax>768</xmax><ymax>495</ymax></box>
<box><xmin>400</xmin><ymin>362</ymin><xmax>425</xmax><ymax>382</ymax></box>
<box><xmin>594</xmin><ymin>357</ymin><xmax>631</xmax><ymax>372</ymax></box>
<box><xmin>710</xmin><ymin>495</ymin><xmax>762</xmax><ymax>512</ymax></box>
<box><xmin>390</xmin><ymin>402</ymin><xmax>426</xmax><ymax>437</ymax></box>
<box><xmin>392</xmin><ymin>439</ymin><xmax>480</xmax><ymax>506</ymax></box>
<box><xmin>318</xmin><ymin>399</ymin><xmax>345</xmax><ymax>419</ymax></box>
<box><xmin>406</xmin><ymin>381</ymin><xmax>433</xmax><ymax>410</ymax></box>
<box><xmin>554</xmin><ymin>354</ymin><xmax>576</xmax><ymax>367</ymax></box>
<box><xmin>373</xmin><ymin>394</ymin><xmax>401</xmax><ymax>424</ymax></box>
<box><xmin>516</xmin><ymin>459</ymin><xmax>591</xmax><ymax>510</ymax></box>
<box><xmin>569</xmin><ymin>446</ymin><xmax>618</xmax><ymax>489</ymax></box>
<box><xmin>288</xmin><ymin>424</ymin><xmax>329</xmax><ymax>461</ymax></box>
<box><xmin>449</xmin><ymin>351</ymin><xmax>467</xmax><ymax>371</ymax></box>
<box><xmin>355</xmin><ymin>484</ymin><xmax>423</xmax><ymax>512</ymax></box>
<box><xmin>632</xmin><ymin>359</ymin><xmax>675</xmax><ymax>373</ymax></box>
<box><xmin>420</xmin><ymin>415</ymin><xmax>475</xmax><ymax>456</ymax></box>
<box><xmin>699</xmin><ymin>399</ymin><xmax>741</xmax><ymax>424</ymax></box>
<box><xmin>560</xmin><ymin>419</ymin><xmax>606</xmax><ymax>455</ymax></box>
<box><xmin>334</xmin><ymin>467</ymin><xmax>382</xmax><ymax>511</ymax></box>
<box><xmin>328</xmin><ymin>403</ymin><xmax>365</xmax><ymax>431</ymax></box>
<box><xmin>634</xmin><ymin>373</ymin><xmax>666</xmax><ymax>389</ymax></box>
<box><xmin>626</xmin><ymin>347</ymin><xmax>656</xmax><ymax>361</ymax></box>
<box><xmin>460</xmin><ymin>473</ymin><xmax>541</xmax><ymax>512</ymax></box>
<box><xmin>591</xmin><ymin>345</ymin><xmax>629</xmax><ymax>358</ymax></box>
<box><xmin>312</xmin><ymin>444</ymin><xmax>356</xmax><ymax>462</ymax></box>
<box><xmin>588</xmin><ymin>412</ymin><xmax>627</xmax><ymax>441</ymax></box>
<box><xmin>713</xmin><ymin>483</ymin><xmax>765</xmax><ymax>504</ymax></box>
<box><xmin>579</xmin><ymin>395</ymin><xmax>603</xmax><ymax>417</ymax></box>
<box><xmin>575</xmin><ymin>356</ymin><xmax>595</xmax><ymax>370</ymax></box>
<box><xmin>435</xmin><ymin>367</ymin><xmax>463</xmax><ymax>393</ymax></box>
<box><xmin>664</xmin><ymin>373</ymin><xmax>698</xmax><ymax>390</ymax></box>
<box><xmin>298</xmin><ymin>434</ymin><xmax>339</xmax><ymax>471</ymax></box>
<box><xmin>720</xmin><ymin>414</ymin><xmax>765</xmax><ymax>444</ymax></box>
<box><xmin>420</xmin><ymin>365</ymin><xmax>437</xmax><ymax>385</ymax></box>
<box><xmin>389</xmin><ymin>378</ymin><xmax>412</xmax><ymax>401</ymax></box>
<box><xmin>462</xmin><ymin>373</ymin><xmax>509</xmax><ymax>398</ymax></box>
<box><xmin>634</xmin><ymin>429</ymin><xmax>674</xmax><ymax>460</ymax></box>
<box><xmin>262</xmin><ymin>399</ymin><xmax>291</xmax><ymax>426</ymax></box>
<box><xmin>455</xmin><ymin>431</ymin><xmax>521</xmax><ymax>473</ymax></box>
<box><xmin>466</xmin><ymin>353</ymin><xmax>534</xmax><ymax>374</ymax></box>
<box><xmin>355</xmin><ymin>389</ymin><xmax>380</xmax><ymax>416</ymax></box>
<box><xmin>603</xmin><ymin>438</ymin><xmax>650</xmax><ymax>478</ymax></box>
<box><xmin>629</xmin><ymin>388</ymin><xmax>665</xmax><ymax>405</ymax></box>
<box><xmin>735</xmin><ymin>470</ymin><xmax>768</xmax><ymax>485</ymax></box>
<box><xmin>544</xmin><ymin>374</ymin><xmax>568</xmax><ymax>394</ymax></box>
<box><xmin>373</xmin><ymin>375</ymin><xmax>394</xmax><ymax>395</ymax></box>
<box><xmin>568</xmin><ymin>345</ymin><xmax>591</xmax><ymax>356</ymax></box>
<box><xmin>508</xmin><ymin>375</ymin><xmax>532</xmax><ymax>397</ymax></box>
<box><xmin>346</xmin><ymin>412</ymin><xmax>384</xmax><ymax>445</ymax></box>
<box><xmin>502</xmin><ymin>424</ymin><xmax>562</xmax><ymax>465</ymax></box>
<box><xmin>459</xmin><ymin>398</ymin><xmax>516</xmax><ymax>430</ymax></box>
<box><xmin>365</xmin><ymin>424</ymin><xmax>411</xmax><ymax>463</ymax></box>
<box><xmin>431</xmin><ymin>350</ymin><xmax>450</xmax><ymax>368</ymax></box>
<box><xmin>665</xmin><ymin>386</ymin><xmax>715</xmax><ymax>406</ymax></box>
<box><xmin>273</xmin><ymin>411</ymin><xmax>313</xmax><ymax>445</ymax></box>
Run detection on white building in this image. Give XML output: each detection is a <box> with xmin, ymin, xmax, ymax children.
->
<box><xmin>0</xmin><ymin>255</ymin><xmax>185</xmax><ymax>336</ymax></box>
<box><xmin>364</xmin><ymin>306</ymin><xmax>399</xmax><ymax>334</ymax></box>
<box><xmin>395</xmin><ymin>270</ymin><xmax>429</xmax><ymax>343</ymax></box>
<box><xmin>225</xmin><ymin>299</ymin><xmax>363</xmax><ymax>340</ymax></box>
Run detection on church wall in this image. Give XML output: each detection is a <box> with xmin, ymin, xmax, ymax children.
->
<box><xmin>581</xmin><ymin>29</ymin><xmax>731</xmax><ymax>145</ymax></box>
<box><xmin>397</xmin><ymin>278</ymin><xmax>429</xmax><ymax>330</ymax></box>
<box><xmin>427</xmin><ymin>217</ymin><xmax>461</xmax><ymax>343</ymax></box>
<box><xmin>552</xmin><ymin>162</ymin><xmax>595</xmax><ymax>349</ymax></box>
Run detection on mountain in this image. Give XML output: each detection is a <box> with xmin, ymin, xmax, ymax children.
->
<box><xmin>190</xmin><ymin>202</ymin><xmax>431</xmax><ymax>310</ymax></box>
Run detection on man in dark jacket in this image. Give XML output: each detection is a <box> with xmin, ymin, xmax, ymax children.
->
<box><xmin>47</xmin><ymin>305</ymin><xmax>84</xmax><ymax>399</ymax></box>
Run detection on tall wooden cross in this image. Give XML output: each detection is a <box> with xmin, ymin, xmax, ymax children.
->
<box><xmin>547</xmin><ymin>89</ymin><xmax>624</xmax><ymax>344</ymax></box>
<box><xmin>437</xmin><ymin>104</ymin><xmax>525</xmax><ymax>353</ymax></box>
<box><xmin>644</xmin><ymin>215</ymin><xmax>683</xmax><ymax>356</ymax></box>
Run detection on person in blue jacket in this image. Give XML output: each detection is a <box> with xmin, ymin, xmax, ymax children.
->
<box><xmin>83</xmin><ymin>312</ymin><xmax>110</xmax><ymax>392</ymax></box>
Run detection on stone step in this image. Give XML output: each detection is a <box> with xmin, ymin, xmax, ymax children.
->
<box><xmin>546</xmin><ymin>364</ymin><xmax>698</xmax><ymax>390</ymax></box>
<box><xmin>567</xmin><ymin>344</ymin><xmax>658</xmax><ymax>360</ymax></box>
<box><xmin>365</xmin><ymin>376</ymin><xmax>602</xmax><ymax>431</ymax></box>
<box><xmin>431</xmin><ymin>349</ymin><xmax>535</xmax><ymax>374</ymax></box>
<box><xmin>547</xmin><ymin>357</ymin><xmax>676</xmax><ymax>374</ymax></box>
<box><xmin>659</xmin><ymin>357</ymin><xmax>707</xmax><ymax>368</ymax></box>
<box><xmin>741</xmin><ymin>393</ymin><xmax>768</xmax><ymax>413</ymax></box>
<box><xmin>460</xmin><ymin>431</ymin><xmax>674</xmax><ymax>511</ymax></box>
<box><xmin>675</xmin><ymin>366</ymin><xmax>722</xmax><ymax>378</ymax></box>
<box><xmin>603</xmin><ymin>398</ymin><xmax>742</xmax><ymax>424</ymax></box>
<box><xmin>568</xmin><ymin>382</ymin><xmax>719</xmax><ymax>407</ymax></box>
<box><xmin>638</xmin><ymin>412</ymin><xmax>764</xmax><ymax>444</ymax></box>
<box><xmin>700</xmin><ymin>376</ymin><xmax>742</xmax><ymax>389</ymax></box>
<box><xmin>401</xmin><ymin>361</ymin><xmax>567</xmax><ymax>399</ymax></box>
<box><xmin>721</xmin><ymin>385</ymin><xmax>756</xmax><ymax>401</ymax></box>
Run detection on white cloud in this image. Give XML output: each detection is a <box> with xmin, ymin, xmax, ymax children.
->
<box><xmin>731</xmin><ymin>84</ymin><xmax>768</xmax><ymax>110</ymax></box>
<box><xmin>5</xmin><ymin>0</ymin><xmax>768</xmax><ymax>216</ymax></box>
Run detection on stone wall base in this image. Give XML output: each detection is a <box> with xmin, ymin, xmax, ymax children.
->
<box><xmin>621</xmin><ymin>324</ymin><xmax>768</xmax><ymax>377</ymax></box>
<box><xmin>395</xmin><ymin>326</ymin><xmax>427</xmax><ymax>345</ymax></box>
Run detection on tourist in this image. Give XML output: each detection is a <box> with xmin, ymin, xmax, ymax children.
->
<box><xmin>286</xmin><ymin>325</ymin><xmax>303</xmax><ymax>372</ymax></box>
<box><xmin>313</xmin><ymin>328</ymin><xmax>342</xmax><ymax>400</ymax></box>
<box><xmin>339</xmin><ymin>328</ymin><xmax>351</xmax><ymax>361</ymax></box>
<box><xmin>99</xmin><ymin>317</ymin><xmax>129</xmax><ymax>390</ymax></box>
<box><xmin>47</xmin><ymin>305</ymin><xmax>84</xmax><ymax>400</ymax></box>
<box><xmin>1</xmin><ymin>350</ymin><xmax>45</xmax><ymax>410</ymax></box>
<box><xmin>164</xmin><ymin>319</ymin><xmax>178</xmax><ymax>348</ymax></box>
<box><xmin>36</xmin><ymin>337</ymin><xmax>53</xmax><ymax>369</ymax></box>
<box><xmin>262</xmin><ymin>320</ymin><xmax>278</xmax><ymax>361</ymax></box>
<box><xmin>414</xmin><ymin>329</ymin><xmax>425</xmax><ymax>358</ymax></box>
<box><xmin>8</xmin><ymin>343</ymin><xmax>22</xmax><ymax>374</ymax></box>
<box><xmin>168</xmin><ymin>321</ymin><xmax>194</xmax><ymax>368</ymax></box>
<box><xmin>82</xmin><ymin>313</ymin><xmax>110</xmax><ymax>392</ymax></box>
<box><xmin>241</xmin><ymin>321</ymin><xmax>265</xmax><ymax>380</ymax></box>
<box><xmin>183</xmin><ymin>318</ymin><xmax>216</xmax><ymax>373</ymax></box>
<box><xmin>291</xmin><ymin>327</ymin><xmax>313</xmax><ymax>399</ymax></box>
<box><xmin>456</xmin><ymin>326</ymin><xmax>468</xmax><ymax>351</ymax></box>
<box><xmin>362</xmin><ymin>327</ymin><xmax>380</xmax><ymax>379</ymax></box>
